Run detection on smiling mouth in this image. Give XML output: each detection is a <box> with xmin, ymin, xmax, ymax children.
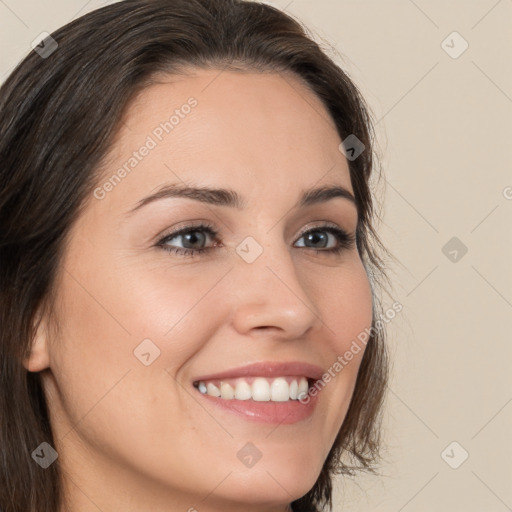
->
<box><xmin>193</xmin><ymin>375</ymin><xmax>314</xmax><ymax>402</ymax></box>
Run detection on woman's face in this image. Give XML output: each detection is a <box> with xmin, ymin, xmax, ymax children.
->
<box><xmin>30</xmin><ymin>69</ymin><xmax>373</xmax><ymax>512</ymax></box>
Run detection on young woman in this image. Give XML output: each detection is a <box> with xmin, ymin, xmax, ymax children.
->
<box><xmin>0</xmin><ymin>1</ymin><xmax>391</xmax><ymax>510</ymax></box>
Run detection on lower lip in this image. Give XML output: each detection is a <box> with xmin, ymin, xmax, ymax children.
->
<box><xmin>196</xmin><ymin>390</ymin><xmax>319</xmax><ymax>424</ymax></box>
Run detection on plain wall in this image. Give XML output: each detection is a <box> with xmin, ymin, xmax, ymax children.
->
<box><xmin>1</xmin><ymin>1</ymin><xmax>511</xmax><ymax>510</ymax></box>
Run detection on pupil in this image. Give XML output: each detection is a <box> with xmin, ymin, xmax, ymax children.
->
<box><xmin>307</xmin><ymin>232</ymin><xmax>327</xmax><ymax>248</ymax></box>
<box><xmin>184</xmin><ymin>231</ymin><xmax>205</xmax><ymax>248</ymax></box>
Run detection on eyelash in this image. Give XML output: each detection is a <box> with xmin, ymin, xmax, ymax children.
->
<box><xmin>156</xmin><ymin>222</ymin><xmax>356</xmax><ymax>258</ymax></box>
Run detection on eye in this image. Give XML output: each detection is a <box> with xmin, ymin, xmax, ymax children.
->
<box><xmin>157</xmin><ymin>223</ymin><xmax>220</xmax><ymax>257</ymax></box>
<box><xmin>294</xmin><ymin>225</ymin><xmax>356</xmax><ymax>255</ymax></box>
<box><xmin>156</xmin><ymin>222</ymin><xmax>356</xmax><ymax>258</ymax></box>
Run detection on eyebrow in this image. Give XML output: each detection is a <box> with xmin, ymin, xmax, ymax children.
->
<box><xmin>127</xmin><ymin>183</ymin><xmax>356</xmax><ymax>215</ymax></box>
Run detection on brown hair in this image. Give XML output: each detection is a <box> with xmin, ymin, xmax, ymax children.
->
<box><xmin>0</xmin><ymin>1</ymin><xmax>391</xmax><ymax>510</ymax></box>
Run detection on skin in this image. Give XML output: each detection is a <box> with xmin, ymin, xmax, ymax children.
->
<box><xmin>25</xmin><ymin>68</ymin><xmax>373</xmax><ymax>512</ymax></box>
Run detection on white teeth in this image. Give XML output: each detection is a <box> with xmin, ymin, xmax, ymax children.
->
<box><xmin>297</xmin><ymin>377</ymin><xmax>309</xmax><ymax>400</ymax></box>
<box><xmin>206</xmin><ymin>382</ymin><xmax>220</xmax><ymax>397</ymax></box>
<box><xmin>196</xmin><ymin>376</ymin><xmax>312</xmax><ymax>402</ymax></box>
<box><xmin>234</xmin><ymin>380</ymin><xmax>252</xmax><ymax>400</ymax></box>
<box><xmin>289</xmin><ymin>379</ymin><xmax>298</xmax><ymax>400</ymax></box>
<box><xmin>270</xmin><ymin>377</ymin><xmax>289</xmax><ymax>402</ymax></box>
<box><xmin>220</xmin><ymin>381</ymin><xmax>234</xmax><ymax>399</ymax></box>
<box><xmin>252</xmin><ymin>377</ymin><xmax>270</xmax><ymax>401</ymax></box>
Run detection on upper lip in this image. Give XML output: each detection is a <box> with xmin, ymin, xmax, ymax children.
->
<box><xmin>192</xmin><ymin>361</ymin><xmax>324</xmax><ymax>383</ymax></box>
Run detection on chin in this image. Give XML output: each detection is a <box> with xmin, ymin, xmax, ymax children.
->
<box><xmin>216</xmin><ymin>472</ymin><xmax>315</xmax><ymax>508</ymax></box>
<box><xmin>222</xmin><ymin>453</ymin><xmax>323</xmax><ymax>505</ymax></box>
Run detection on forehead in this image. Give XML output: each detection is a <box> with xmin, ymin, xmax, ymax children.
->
<box><xmin>94</xmin><ymin>68</ymin><xmax>352</xmax><ymax>211</ymax></box>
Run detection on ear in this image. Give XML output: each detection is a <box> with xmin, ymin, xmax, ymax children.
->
<box><xmin>23</xmin><ymin>309</ymin><xmax>51</xmax><ymax>372</ymax></box>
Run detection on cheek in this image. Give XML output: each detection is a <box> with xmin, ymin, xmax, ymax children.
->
<box><xmin>313</xmin><ymin>259</ymin><xmax>373</xmax><ymax>409</ymax></box>
<box><xmin>109</xmin><ymin>262</ymin><xmax>231</xmax><ymax>360</ymax></box>
<box><xmin>46</xmin><ymin>261</ymin><xmax>230</xmax><ymax>471</ymax></box>
<box><xmin>49</xmin><ymin>256</ymin><xmax>235</xmax><ymax>418</ymax></box>
<box><xmin>320</xmin><ymin>259</ymin><xmax>374</xmax><ymax>352</ymax></box>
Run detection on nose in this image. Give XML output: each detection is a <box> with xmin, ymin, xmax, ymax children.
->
<box><xmin>228</xmin><ymin>240</ymin><xmax>322</xmax><ymax>340</ymax></box>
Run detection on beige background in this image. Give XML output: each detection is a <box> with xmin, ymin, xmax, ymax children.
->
<box><xmin>1</xmin><ymin>0</ymin><xmax>511</xmax><ymax>510</ymax></box>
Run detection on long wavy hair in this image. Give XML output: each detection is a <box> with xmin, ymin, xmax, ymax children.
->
<box><xmin>0</xmin><ymin>1</ymin><xmax>392</xmax><ymax>510</ymax></box>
